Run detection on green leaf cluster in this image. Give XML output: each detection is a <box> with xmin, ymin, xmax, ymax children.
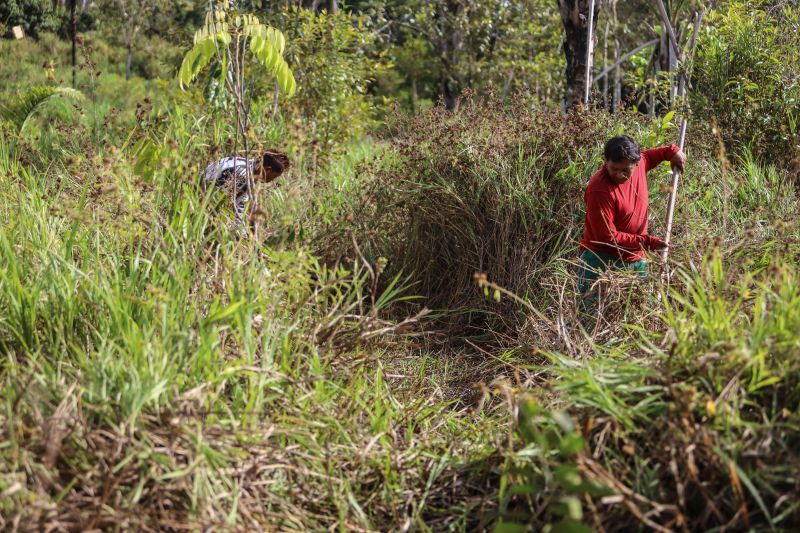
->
<box><xmin>0</xmin><ymin>85</ymin><xmax>84</xmax><ymax>134</ymax></box>
<box><xmin>178</xmin><ymin>7</ymin><xmax>296</xmax><ymax>98</ymax></box>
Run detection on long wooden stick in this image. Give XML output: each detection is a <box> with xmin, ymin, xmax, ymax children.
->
<box><xmin>661</xmin><ymin>119</ymin><xmax>688</xmax><ymax>262</ymax></box>
<box><xmin>584</xmin><ymin>0</ymin><xmax>596</xmax><ymax>104</ymax></box>
<box><xmin>661</xmin><ymin>11</ymin><xmax>703</xmax><ymax>266</ymax></box>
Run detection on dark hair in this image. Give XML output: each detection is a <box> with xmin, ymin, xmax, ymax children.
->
<box><xmin>262</xmin><ymin>150</ymin><xmax>290</xmax><ymax>174</ymax></box>
<box><xmin>604</xmin><ymin>135</ymin><xmax>641</xmax><ymax>163</ymax></box>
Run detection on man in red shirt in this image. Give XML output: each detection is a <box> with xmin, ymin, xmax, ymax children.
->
<box><xmin>578</xmin><ymin>135</ymin><xmax>686</xmax><ymax>297</ymax></box>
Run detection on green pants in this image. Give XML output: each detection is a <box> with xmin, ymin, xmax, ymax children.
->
<box><xmin>577</xmin><ymin>249</ymin><xmax>648</xmax><ymax>296</ymax></box>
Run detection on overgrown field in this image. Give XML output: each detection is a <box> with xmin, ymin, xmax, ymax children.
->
<box><xmin>2</xmin><ymin>30</ymin><xmax>800</xmax><ymax>533</ymax></box>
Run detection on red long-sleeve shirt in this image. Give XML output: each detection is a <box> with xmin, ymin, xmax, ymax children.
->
<box><xmin>580</xmin><ymin>144</ymin><xmax>680</xmax><ymax>262</ymax></box>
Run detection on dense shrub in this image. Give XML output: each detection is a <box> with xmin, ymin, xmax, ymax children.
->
<box><xmin>357</xmin><ymin>97</ymin><xmax>606</xmax><ymax>313</ymax></box>
<box><xmin>328</xmin><ymin>94</ymin><xmax>688</xmax><ymax>331</ymax></box>
<box><xmin>277</xmin><ymin>6</ymin><xmax>390</xmax><ymax>167</ymax></box>
<box><xmin>691</xmin><ymin>1</ymin><xmax>800</xmax><ymax>164</ymax></box>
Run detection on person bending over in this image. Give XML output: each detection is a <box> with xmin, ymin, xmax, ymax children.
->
<box><xmin>202</xmin><ymin>150</ymin><xmax>290</xmax><ymax>236</ymax></box>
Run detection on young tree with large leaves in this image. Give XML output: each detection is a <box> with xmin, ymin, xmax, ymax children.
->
<box><xmin>179</xmin><ymin>1</ymin><xmax>296</xmax><ymax>218</ymax></box>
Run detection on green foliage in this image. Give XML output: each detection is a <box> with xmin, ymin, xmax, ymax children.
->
<box><xmin>476</xmin><ymin>1</ymin><xmax>565</xmax><ymax>101</ymax></box>
<box><xmin>280</xmin><ymin>5</ymin><xmax>389</xmax><ymax>163</ymax></box>
<box><xmin>178</xmin><ymin>7</ymin><xmax>296</xmax><ymax>97</ymax></box>
<box><xmin>496</xmin><ymin>399</ymin><xmax>611</xmax><ymax>532</ymax></box>
<box><xmin>247</xmin><ymin>23</ymin><xmax>295</xmax><ymax>96</ymax></box>
<box><xmin>373</xmin><ymin>0</ymin><xmax>564</xmax><ymax>107</ymax></box>
<box><xmin>0</xmin><ymin>0</ymin><xmax>69</xmax><ymax>37</ymax></box>
<box><xmin>0</xmin><ymin>85</ymin><xmax>83</xmax><ymax>133</ymax></box>
<box><xmin>0</xmin><ymin>33</ymin><xmax>186</xmax><ymax>148</ymax></box>
<box><xmin>692</xmin><ymin>1</ymin><xmax>800</xmax><ymax>163</ymax></box>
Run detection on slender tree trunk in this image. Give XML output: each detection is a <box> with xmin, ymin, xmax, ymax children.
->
<box><xmin>328</xmin><ymin>0</ymin><xmax>338</xmax><ymax>13</ymax></box>
<box><xmin>654</xmin><ymin>0</ymin><xmax>680</xmax><ymax>108</ymax></box>
<box><xmin>583</xmin><ymin>0</ymin><xmax>595</xmax><ymax>104</ymax></box>
<box><xmin>649</xmin><ymin>66</ymin><xmax>656</xmax><ymax>117</ymax></box>
<box><xmin>669</xmin><ymin>31</ymin><xmax>678</xmax><ymax>104</ymax></box>
<box><xmin>271</xmin><ymin>81</ymin><xmax>280</xmax><ymax>120</ymax></box>
<box><xmin>502</xmin><ymin>68</ymin><xmax>515</xmax><ymax>102</ymax></box>
<box><xmin>602</xmin><ymin>10</ymin><xmax>609</xmax><ymax>108</ymax></box>
<box><xmin>612</xmin><ymin>1</ymin><xmax>620</xmax><ymax>112</ymax></box>
<box><xmin>125</xmin><ymin>44</ymin><xmax>133</xmax><ymax>80</ymax></box>
<box><xmin>411</xmin><ymin>76</ymin><xmax>419</xmax><ymax>112</ymax></box>
<box><xmin>437</xmin><ymin>0</ymin><xmax>465</xmax><ymax>110</ymax></box>
<box><xmin>557</xmin><ymin>0</ymin><xmax>601</xmax><ymax>109</ymax></box>
<box><xmin>613</xmin><ymin>37</ymin><xmax>621</xmax><ymax>112</ymax></box>
<box><xmin>70</xmin><ymin>0</ymin><xmax>77</xmax><ymax>87</ymax></box>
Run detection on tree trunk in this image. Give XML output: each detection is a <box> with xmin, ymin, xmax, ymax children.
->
<box><xmin>654</xmin><ymin>33</ymin><xmax>676</xmax><ymax>105</ymax></box>
<box><xmin>271</xmin><ymin>81</ymin><xmax>280</xmax><ymax>120</ymax></box>
<box><xmin>411</xmin><ymin>76</ymin><xmax>419</xmax><ymax>112</ymax></box>
<box><xmin>441</xmin><ymin>75</ymin><xmax>460</xmax><ymax>110</ymax></box>
<box><xmin>328</xmin><ymin>0</ymin><xmax>338</xmax><ymax>13</ymax></box>
<box><xmin>613</xmin><ymin>37</ymin><xmax>621</xmax><ymax>112</ymax></box>
<box><xmin>583</xmin><ymin>0</ymin><xmax>595</xmax><ymax>104</ymax></box>
<box><xmin>125</xmin><ymin>44</ymin><xmax>133</xmax><ymax>80</ymax></box>
<box><xmin>70</xmin><ymin>0</ymin><xmax>77</xmax><ymax>87</ymax></box>
<box><xmin>502</xmin><ymin>68</ymin><xmax>515</xmax><ymax>102</ymax></box>
<box><xmin>436</xmin><ymin>0</ymin><xmax>465</xmax><ymax>110</ymax></box>
<box><xmin>557</xmin><ymin>0</ymin><xmax>601</xmax><ymax>109</ymax></box>
<box><xmin>612</xmin><ymin>1</ymin><xmax>620</xmax><ymax>112</ymax></box>
<box><xmin>602</xmin><ymin>13</ymin><xmax>609</xmax><ymax>108</ymax></box>
<box><xmin>654</xmin><ymin>0</ymin><xmax>679</xmax><ymax>108</ymax></box>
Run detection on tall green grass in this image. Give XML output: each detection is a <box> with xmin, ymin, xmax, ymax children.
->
<box><xmin>1</xmin><ymin>55</ymin><xmax>799</xmax><ymax>530</ymax></box>
<box><xmin>0</xmin><ymin>111</ymin><xmax>504</xmax><ymax>529</ymax></box>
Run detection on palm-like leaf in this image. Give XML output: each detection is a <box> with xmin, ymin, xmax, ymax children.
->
<box><xmin>178</xmin><ymin>10</ymin><xmax>296</xmax><ymax>98</ymax></box>
<box><xmin>0</xmin><ymin>86</ymin><xmax>84</xmax><ymax>134</ymax></box>
<box><xmin>243</xmin><ymin>21</ymin><xmax>296</xmax><ymax>97</ymax></box>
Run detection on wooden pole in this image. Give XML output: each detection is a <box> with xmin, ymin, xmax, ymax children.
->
<box><xmin>661</xmin><ymin>11</ymin><xmax>703</xmax><ymax>267</ymax></box>
<box><xmin>661</xmin><ymin>119</ymin><xmax>688</xmax><ymax>263</ymax></box>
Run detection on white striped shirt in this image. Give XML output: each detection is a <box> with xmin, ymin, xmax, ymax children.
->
<box><xmin>203</xmin><ymin>157</ymin><xmax>257</xmax><ymax>230</ymax></box>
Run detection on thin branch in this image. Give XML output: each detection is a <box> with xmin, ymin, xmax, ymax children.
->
<box><xmin>653</xmin><ymin>0</ymin><xmax>681</xmax><ymax>57</ymax></box>
<box><xmin>593</xmin><ymin>39</ymin><xmax>659</xmax><ymax>83</ymax></box>
<box><xmin>680</xmin><ymin>11</ymin><xmax>703</xmax><ymax>95</ymax></box>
